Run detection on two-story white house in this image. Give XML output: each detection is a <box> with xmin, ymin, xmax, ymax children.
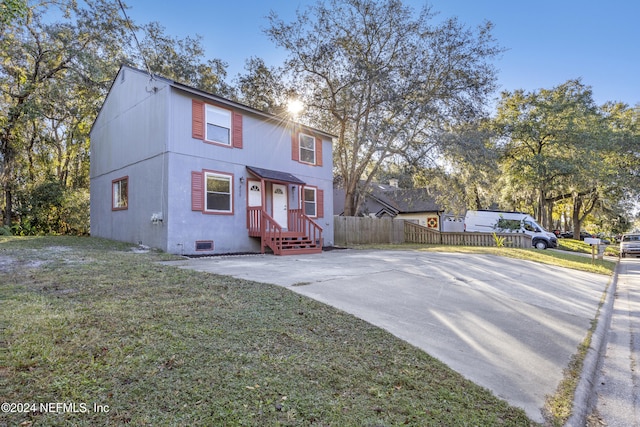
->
<box><xmin>90</xmin><ymin>65</ymin><xmax>334</xmax><ymax>255</ymax></box>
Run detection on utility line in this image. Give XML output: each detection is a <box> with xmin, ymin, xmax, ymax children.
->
<box><xmin>116</xmin><ymin>0</ymin><xmax>154</xmax><ymax>80</ymax></box>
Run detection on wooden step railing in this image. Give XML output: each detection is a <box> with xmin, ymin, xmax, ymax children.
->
<box><xmin>287</xmin><ymin>209</ymin><xmax>323</xmax><ymax>248</ymax></box>
<box><xmin>247</xmin><ymin>207</ymin><xmax>323</xmax><ymax>255</ymax></box>
<box><xmin>247</xmin><ymin>206</ymin><xmax>283</xmax><ymax>254</ymax></box>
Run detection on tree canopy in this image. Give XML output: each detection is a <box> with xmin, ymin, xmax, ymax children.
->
<box><xmin>0</xmin><ymin>0</ymin><xmax>230</xmax><ymax>232</ymax></box>
<box><xmin>1</xmin><ymin>0</ymin><xmax>638</xmax><ymax>236</ymax></box>
<box><xmin>490</xmin><ymin>80</ymin><xmax>640</xmax><ymax>235</ymax></box>
<box><xmin>265</xmin><ymin>0</ymin><xmax>503</xmax><ymax>215</ymax></box>
<box><xmin>0</xmin><ymin>0</ymin><xmax>27</xmax><ymax>25</ymax></box>
<box><xmin>0</xmin><ymin>0</ymin><xmax>131</xmax><ymax>228</ymax></box>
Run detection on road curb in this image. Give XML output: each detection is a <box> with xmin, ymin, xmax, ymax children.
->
<box><xmin>564</xmin><ymin>261</ymin><xmax>619</xmax><ymax>426</ymax></box>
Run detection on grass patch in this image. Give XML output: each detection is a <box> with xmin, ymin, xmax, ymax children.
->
<box><xmin>544</xmin><ymin>318</ymin><xmax>598</xmax><ymax>427</ymax></box>
<box><xmin>544</xmin><ymin>274</ymin><xmax>612</xmax><ymax>427</ymax></box>
<box><xmin>351</xmin><ymin>243</ymin><xmax>616</xmax><ymax>276</ymax></box>
<box><xmin>1</xmin><ymin>236</ymin><xmax>537</xmax><ymax>426</ymax></box>
<box><xmin>557</xmin><ymin>239</ymin><xmax>593</xmax><ymax>254</ymax></box>
<box><xmin>558</xmin><ymin>238</ymin><xmax>619</xmax><ymax>257</ymax></box>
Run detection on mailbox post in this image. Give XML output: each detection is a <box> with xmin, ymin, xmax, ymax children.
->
<box><xmin>584</xmin><ymin>237</ymin><xmax>601</xmax><ymax>264</ymax></box>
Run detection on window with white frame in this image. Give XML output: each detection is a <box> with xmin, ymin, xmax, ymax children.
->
<box><xmin>303</xmin><ymin>187</ymin><xmax>317</xmax><ymax>217</ymax></box>
<box><xmin>205</xmin><ymin>172</ymin><xmax>232</xmax><ymax>213</ymax></box>
<box><xmin>206</xmin><ymin>104</ymin><xmax>231</xmax><ymax>145</ymax></box>
<box><xmin>299</xmin><ymin>133</ymin><xmax>316</xmax><ymax>164</ymax></box>
<box><xmin>112</xmin><ymin>177</ymin><xmax>128</xmax><ymax>210</ymax></box>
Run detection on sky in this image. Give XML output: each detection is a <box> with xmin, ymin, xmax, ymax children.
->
<box><xmin>124</xmin><ymin>0</ymin><xmax>639</xmax><ymax>108</ymax></box>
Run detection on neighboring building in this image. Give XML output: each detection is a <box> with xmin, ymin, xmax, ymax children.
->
<box><xmin>90</xmin><ymin>65</ymin><xmax>334</xmax><ymax>255</ymax></box>
<box><xmin>334</xmin><ymin>180</ymin><xmax>464</xmax><ymax>232</ymax></box>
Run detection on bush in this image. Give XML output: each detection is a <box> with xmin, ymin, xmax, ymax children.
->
<box><xmin>60</xmin><ymin>188</ymin><xmax>90</xmax><ymax>235</ymax></box>
<box><xmin>40</xmin><ymin>182</ymin><xmax>65</xmax><ymax>232</ymax></box>
<box><xmin>11</xmin><ymin>181</ymin><xmax>90</xmax><ymax>236</ymax></box>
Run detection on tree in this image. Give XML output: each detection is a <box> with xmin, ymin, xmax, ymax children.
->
<box><xmin>0</xmin><ymin>0</ymin><xmax>130</xmax><ymax>226</ymax></box>
<box><xmin>492</xmin><ymin>80</ymin><xmax>604</xmax><ymax>231</ymax></box>
<box><xmin>0</xmin><ymin>0</ymin><xmax>232</xmax><ymax>231</ymax></box>
<box><xmin>234</xmin><ymin>57</ymin><xmax>290</xmax><ymax>115</ymax></box>
<box><xmin>136</xmin><ymin>21</ymin><xmax>232</xmax><ymax>96</ymax></box>
<box><xmin>492</xmin><ymin>81</ymin><xmax>640</xmax><ymax>236</ymax></box>
<box><xmin>415</xmin><ymin>120</ymin><xmax>500</xmax><ymax>214</ymax></box>
<box><xmin>594</xmin><ymin>102</ymin><xmax>640</xmax><ymax>233</ymax></box>
<box><xmin>546</xmin><ymin>103</ymin><xmax>640</xmax><ymax>237</ymax></box>
<box><xmin>266</xmin><ymin>0</ymin><xmax>502</xmax><ymax>215</ymax></box>
<box><xmin>0</xmin><ymin>0</ymin><xmax>27</xmax><ymax>26</ymax></box>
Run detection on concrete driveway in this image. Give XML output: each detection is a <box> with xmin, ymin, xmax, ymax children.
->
<box><xmin>164</xmin><ymin>249</ymin><xmax>610</xmax><ymax>423</ymax></box>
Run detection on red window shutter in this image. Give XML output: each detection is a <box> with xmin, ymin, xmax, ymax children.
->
<box><xmin>232</xmin><ymin>112</ymin><xmax>243</xmax><ymax>149</ymax></box>
<box><xmin>291</xmin><ymin>132</ymin><xmax>299</xmax><ymax>161</ymax></box>
<box><xmin>191</xmin><ymin>171</ymin><xmax>204</xmax><ymax>211</ymax></box>
<box><xmin>315</xmin><ymin>137</ymin><xmax>323</xmax><ymax>166</ymax></box>
<box><xmin>192</xmin><ymin>100</ymin><xmax>204</xmax><ymax>140</ymax></box>
<box><xmin>317</xmin><ymin>189</ymin><xmax>324</xmax><ymax>218</ymax></box>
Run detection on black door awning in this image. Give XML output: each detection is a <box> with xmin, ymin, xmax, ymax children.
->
<box><xmin>246</xmin><ymin>166</ymin><xmax>306</xmax><ymax>185</ymax></box>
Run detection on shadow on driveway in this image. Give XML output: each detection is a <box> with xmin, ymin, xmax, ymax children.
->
<box><xmin>164</xmin><ymin>249</ymin><xmax>610</xmax><ymax>423</ymax></box>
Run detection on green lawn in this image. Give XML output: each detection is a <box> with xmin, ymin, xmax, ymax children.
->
<box><xmin>2</xmin><ymin>236</ymin><xmax>604</xmax><ymax>426</ymax></box>
<box><xmin>353</xmin><ymin>243</ymin><xmax>617</xmax><ymax>276</ymax></box>
<box><xmin>557</xmin><ymin>238</ymin><xmax>620</xmax><ymax>258</ymax></box>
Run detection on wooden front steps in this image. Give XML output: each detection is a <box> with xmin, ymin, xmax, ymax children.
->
<box><xmin>268</xmin><ymin>232</ymin><xmax>322</xmax><ymax>255</ymax></box>
<box><xmin>247</xmin><ymin>207</ymin><xmax>323</xmax><ymax>256</ymax></box>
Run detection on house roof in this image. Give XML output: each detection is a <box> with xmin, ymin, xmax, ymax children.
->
<box><xmin>94</xmin><ymin>65</ymin><xmax>336</xmax><ymax>141</ymax></box>
<box><xmin>172</xmin><ymin>80</ymin><xmax>336</xmax><ymax>140</ymax></box>
<box><xmin>246</xmin><ymin>166</ymin><xmax>306</xmax><ymax>185</ymax></box>
<box><xmin>333</xmin><ymin>180</ymin><xmax>444</xmax><ymax>217</ymax></box>
<box><xmin>366</xmin><ymin>183</ymin><xmax>442</xmax><ymax>215</ymax></box>
<box><xmin>377</xmin><ymin>188</ymin><xmax>442</xmax><ymax>213</ymax></box>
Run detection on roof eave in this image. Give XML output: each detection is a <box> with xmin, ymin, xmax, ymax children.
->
<box><xmin>170</xmin><ymin>82</ymin><xmax>336</xmax><ymax>141</ymax></box>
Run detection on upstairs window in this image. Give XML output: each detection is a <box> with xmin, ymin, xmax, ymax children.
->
<box><xmin>292</xmin><ymin>131</ymin><xmax>322</xmax><ymax>166</ymax></box>
<box><xmin>193</xmin><ymin>100</ymin><xmax>243</xmax><ymax>148</ymax></box>
<box><xmin>299</xmin><ymin>133</ymin><xmax>316</xmax><ymax>164</ymax></box>
<box><xmin>112</xmin><ymin>177</ymin><xmax>128</xmax><ymax>210</ymax></box>
<box><xmin>206</xmin><ymin>105</ymin><xmax>231</xmax><ymax>146</ymax></box>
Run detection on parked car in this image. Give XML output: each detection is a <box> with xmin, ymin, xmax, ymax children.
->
<box><xmin>560</xmin><ymin>231</ymin><xmax>593</xmax><ymax>240</ymax></box>
<box><xmin>580</xmin><ymin>232</ymin><xmax>595</xmax><ymax>240</ymax></box>
<box><xmin>620</xmin><ymin>233</ymin><xmax>640</xmax><ymax>258</ymax></box>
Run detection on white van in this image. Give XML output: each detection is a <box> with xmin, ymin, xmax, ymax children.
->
<box><xmin>464</xmin><ymin>210</ymin><xmax>558</xmax><ymax>249</ymax></box>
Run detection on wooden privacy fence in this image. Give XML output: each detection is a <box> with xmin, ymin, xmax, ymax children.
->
<box><xmin>403</xmin><ymin>221</ymin><xmax>440</xmax><ymax>244</ymax></box>
<box><xmin>404</xmin><ymin>221</ymin><xmax>532</xmax><ymax>248</ymax></box>
<box><xmin>334</xmin><ymin>216</ymin><xmax>533</xmax><ymax>248</ymax></box>
<box><xmin>334</xmin><ymin>216</ymin><xmax>405</xmax><ymax>245</ymax></box>
<box><xmin>404</xmin><ymin>221</ymin><xmax>533</xmax><ymax>248</ymax></box>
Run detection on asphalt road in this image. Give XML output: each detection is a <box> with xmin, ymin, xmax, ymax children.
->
<box><xmin>591</xmin><ymin>258</ymin><xmax>640</xmax><ymax>426</ymax></box>
<box><xmin>165</xmin><ymin>249</ymin><xmax>610</xmax><ymax>423</ymax></box>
